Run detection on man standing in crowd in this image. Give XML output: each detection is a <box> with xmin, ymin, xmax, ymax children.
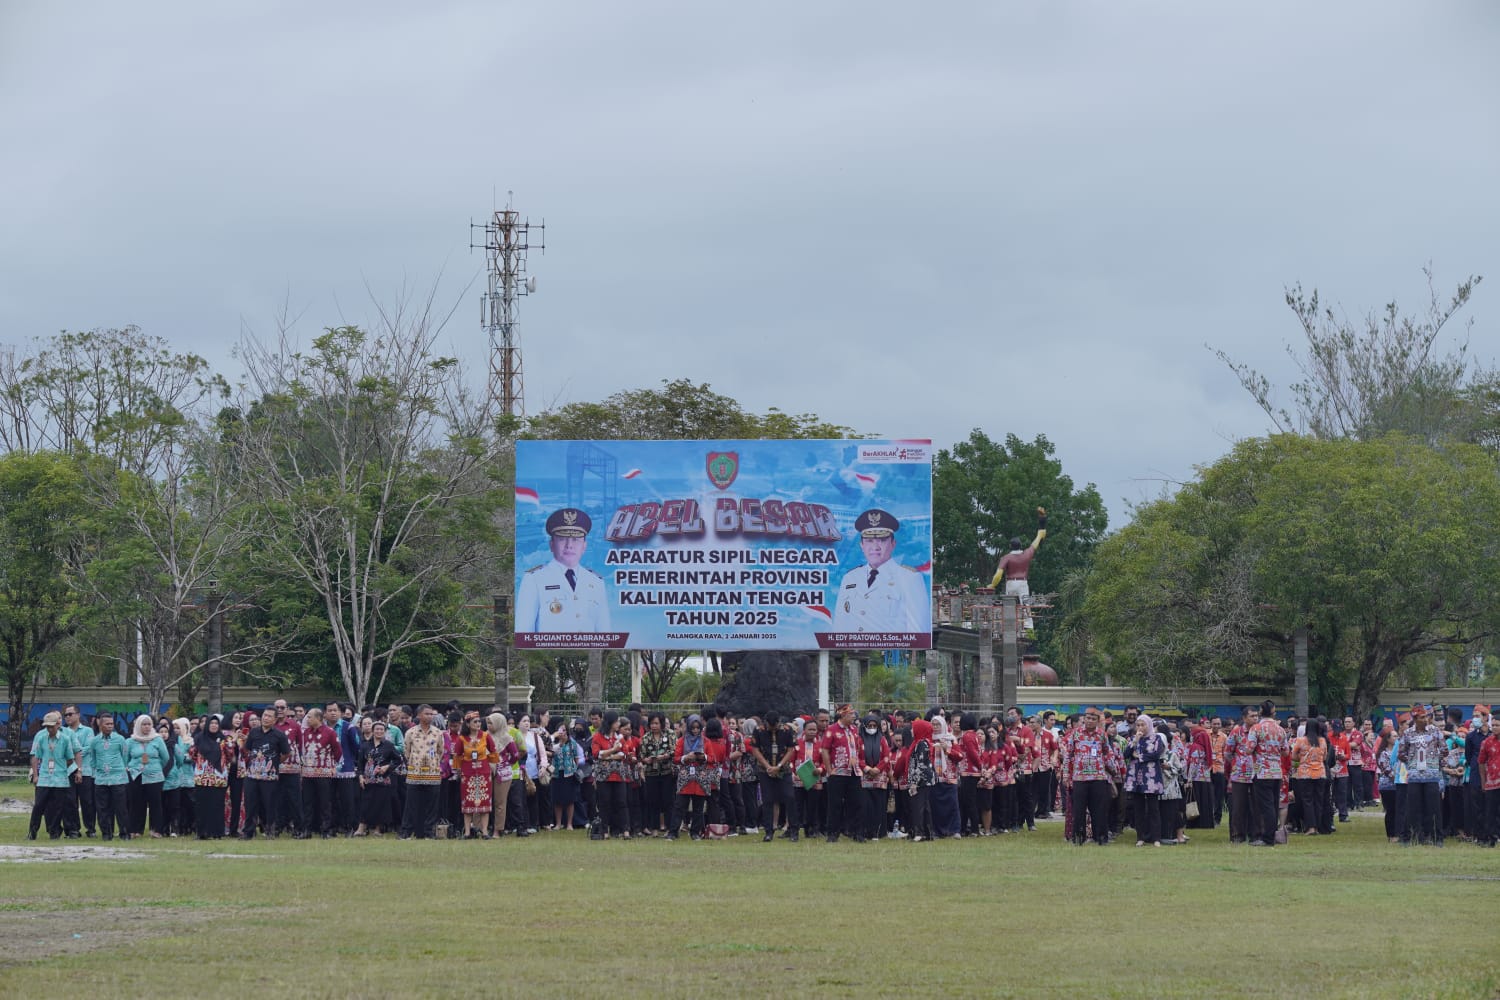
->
<box><xmin>241</xmin><ymin>708</ymin><xmax>290</xmax><ymax>839</ymax></box>
<box><xmin>1061</xmin><ymin>707</ymin><xmax>1118</xmax><ymax>846</ymax></box>
<box><xmin>274</xmin><ymin>699</ymin><xmax>304</xmax><ymax>837</ymax></box>
<box><xmin>1209</xmin><ymin>716</ymin><xmax>1228</xmax><ymax>826</ymax></box>
<box><xmin>1399</xmin><ymin>703</ymin><xmax>1445</xmax><ymax>845</ymax></box>
<box><xmin>62</xmin><ymin>704</ymin><xmax>95</xmax><ymax>837</ymax></box>
<box><xmin>333</xmin><ymin>701</ymin><xmax>360</xmax><ymax>834</ymax></box>
<box><xmin>819</xmin><ymin>703</ymin><xmax>862</xmax><ymax>843</ymax></box>
<box><xmin>86</xmin><ymin>713</ymin><xmax>130</xmax><ymax>840</ymax></box>
<box><xmin>28</xmin><ymin>711</ymin><xmax>82</xmax><ymax>841</ymax></box>
<box><xmin>298</xmin><ymin>707</ymin><xmax>342</xmax><ymax>839</ymax></box>
<box><xmin>401</xmin><ymin>705</ymin><xmax>444</xmax><ymax>839</ymax></box>
<box><xmin>1034</xmin><ymin>711</ymin><xmax>1058</xmax><ymax>819</ymax></box>
<box><xmin>750</xmin><ymin>711</ymin><xmax>798</xmax><ymax>842</ymax></box>
<box><xmin>1246</xmin><ymin>700</ymin><xmax>1286</xmax><ymax>846</ymax></box>
<box><xmin>1466</xmin><ymin>705</ymin><xmax>1491</xmax><ymax>844</ymax></box>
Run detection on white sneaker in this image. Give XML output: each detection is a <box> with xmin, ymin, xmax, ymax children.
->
<box><xmin>888</xmin><ymin>829</ymin><xmax>907</xmax><ymax>839</ymax></box>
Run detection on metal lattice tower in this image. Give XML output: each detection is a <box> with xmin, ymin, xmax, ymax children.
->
<box><xmin>471</xmin><ymin>193</ymin><xmax>544</xmax><ymax>418</ymax></box>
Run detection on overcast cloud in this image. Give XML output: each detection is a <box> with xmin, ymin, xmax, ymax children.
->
<box><xmin>3</xmin><ymin>1</ymin><xmax>1497</xmax><ymax>527</ymax></box>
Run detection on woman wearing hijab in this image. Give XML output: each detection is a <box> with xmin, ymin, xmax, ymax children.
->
<box><xmin>189</xmin><ymin>715</ymin><xmax>232</xmax><ymax>839</ymax></box>
<box><xmin>930</xmin><ymin>715</ymin><xmax>962</xmax><ymax>838</ymax></box>
<box><xmin>905</xmin><ymin>717</ymin><xmax>937</xmax><ymax>842</ymax></box>
<box><xmin>1125</xmin><ymin>714</ymin><xmax>1164</xmax><ymax>846</ymax></box>
<box><xmin>955</xmin><ymin>713</ymin><xmax>983</xmax><ymax>838</ymax></box>
<box><xmin>125</xmin><ymin>715</ymin><xmax>171</xmax><ymax>838</ymax></box>
<box><xmin>856</xmin><ymin>712</ymin><xmax>892</xmax><ymax>843</ymax></box>
<box><xmin>164</xmin><ymin>717</ymin><xmax>196</xmax><ymax>836</ymax></box>
<box><xmin>1186</xmin><ymin>719</ymin><xmax>1216</xmax><ymax>828</ymax></box>
<box><xmin>671</xmin><ymin>714</ymin><xmax>715</xmax><ymax>840</ymax></box>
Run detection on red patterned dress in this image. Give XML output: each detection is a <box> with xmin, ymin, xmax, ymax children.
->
<box><xmin>455</xmin><ymin>733</ymin><xmax>498</xmax><ymax>814</ymax></box>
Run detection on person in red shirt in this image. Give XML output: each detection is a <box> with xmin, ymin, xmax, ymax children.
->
<box><xmin>956</xmin><ymin>713</ymin><xmax>984</xmax><ymax>837</ymax></box>
<box><xmin>590</xmin><ymin>711</ymin><xmax>630</xmax><ymax>840</ymax></box>
<box><xmin>670</xmin><ymin>714</ymin><xmax>713</xmax><ymax>840</ymax></box>
<box><xmin>296</xmin><ymin>707</ymin><xmax>342</xmax><ymax>839</ymax></box>
<box><xmin>702</xmin><ymin>717</ymin><xmax>732</xmax><ymax>838</ymax></box>
<box><xmin>1478</xmin><ymin>716</ymin><xmax>1500</xmax><ymax>848</ymax></box>
<box><xmin>819</xmin><ymin>704</ymin><xmax>861</xmax><ymax>843</ymax></box>
<box><xmin>793</xmin><ymin>719</ymin><xmax>825</xmax><ymax>839</ymax></box>
<box><xmin>1033</xmin><ymin>713</ymin><xmax>1059</xmax><ymax>820</ymax></box>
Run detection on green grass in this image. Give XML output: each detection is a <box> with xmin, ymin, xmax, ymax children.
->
<box><xmin>0</xmin><ymin>808</ymin><xmax>1497</xmax><ymax>998</ymax></box>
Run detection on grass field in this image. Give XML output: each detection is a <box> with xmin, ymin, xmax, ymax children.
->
<box><xmin>1</xmin><ymin>779</ymin><xmax>1498</xmax><ymax>1000</ymax></box>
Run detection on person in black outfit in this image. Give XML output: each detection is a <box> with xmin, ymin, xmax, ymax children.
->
<box><xmin>750</xmin><ymin>712</ymin><xmax>799</xmax><ymax>842</ymax></box>
<box><xmin>240</xmin><ymin>708</ymin><xmax>291</xmax><ymax>839</ymax></box>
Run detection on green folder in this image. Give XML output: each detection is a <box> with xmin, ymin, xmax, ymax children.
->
<box><xmin>796</xmin><ymin>758</ymin><xmax>818</xmax><ymax>790</ymax></box>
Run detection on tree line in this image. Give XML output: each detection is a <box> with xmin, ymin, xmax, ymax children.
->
<box><xmin>2</xmin><ymin>267</ymin><xmax>1491</xmax><ymax>746</ymax></box>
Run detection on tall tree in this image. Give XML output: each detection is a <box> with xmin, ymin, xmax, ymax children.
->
<box><xmin>232</xmin><ymin>310</ymin><xmax>508</xmax><ymax>710</ymax></box>
<box><xmin>1214</xmin><ymin>267</ymin><xmax>1485</xmax><ymax>443</ymax></box>
<box><xmin>1085</xmin><ymin>434</ymin><xmax>1500</xmax><ymax>717</ymax></box>
<box><xmin>0</xmin><ymin>453</ymin><xmax>90</xmax><ymax>750</ymax></box>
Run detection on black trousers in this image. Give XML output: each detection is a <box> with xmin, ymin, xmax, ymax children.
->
<box><xmin>1486</xmin><ymin>788</ymin><xmax>1500</xmax><ymax>845</ymax></box>
<box><xmin>627</xmin><ymin>781</ymin><xmax>645</xmax><ymax>834</ymax></box>
<box><xmin>1347</xmin><ymin>766</ymin><xmax>1366</xmax><ymax>807</ymax></box>
<box><xmin>1072</xmin><ymin>780</ymin><xmax>1111</xmax><ymax>844</ymax></box>
<box><xmin>823</xmin><ymin>774</ymin><xmax>859</xmax><ymax>839</ymax></box>
<box><xmin>1467</xmin><ymin>784</ymin><xmax>1489</xmax><ymax>842</ymax></box>
<box><xmin>1228</xmin><ymin>781</ymin><xmax>1251</xmax><ymax>841</ymax></box>
<box><xmin>1191</xmin><ymin>780</ymin><xmax>1215</xmax><ymax>827</ymax></box>
<box><xmin>30</xmin><ymin>785</ymin><xmax>71</xmax><ymax>838</ymax></box>
<box><xmin>861</xmin><ymin>787</ymin><xmax>887</xmax><ymax>839</ymax></box>
<box><xmin>995</xmin><ymin>784</ymin><xmax>1016</xmax><ymax>830</ymax></box>
<box><xmin>1382</xmin><ymin>786</ymin><xmax>1405</xmax><ymax>839</ymax></box>
<box><xmin>401</xmin><ymin>782</ymin><xmax>440</xmax><ymax>838</ymax></box>
<box><xmin>128</xmin><ymin>778</ymin><xmax>166</xmax><ymax>835</ymax></box>
<box><xmin>333</xmin><ymin>776</ymin><xmax>358</xmax><ymax>832</ymax></box>
<box><xmin>909</xmin><ymin>785</ymin><xmax>933</xmax><ymax>839</ymax></box>
<box><xmin>1131</xmin><ymin>790</ymin><xmax>1160</xmax><ymax>843</ymax></box>
<box><xmin>1015</xmin><ymin>773</ymin><xmax>1035</xmax><ymax>829</ymax></box>
<box><xmin>95</xmin><ymin>783</ymin><xmax>128</xmax><ymax>839</ymax></box>
<box><xmin>644</xmin><ymin>773</ymin><xmax>674</xmax><ymax>831</ymax></box>
<box><xmin>1251</xmin><ymin>778</ymin><xmax>1280</xmax><ymax>843</ymax></box>
<box><xmin>227</xmin><ymin>774</ymin><xmax>245</xmax><ymax>836</ymax></box>
<box><xmin>1442</xmin><ymin>783</ymin><xmax>1465</xmax><ymax>837</ymax></box>
<box><xmin>674</xmin><ymin>793</ymin><xmax>706</xmax><ymax>836</ymax></box>
<box><xmin>759</xmin><ymin>773</ymin><xmax>797</xmax><ymax>834</ymax></box>
<box><xmin>1404</xmin><ymin>782</ymin><xmax>1442</xmax><ymax>844</ymax></box>
<box><xmin>194</xmin><ymin>785</ymin><xmax>226</xmax><ymax>838</ymax></box>
<box><xmin>69</xmin><ymin>776</ymin><xmax>94</xmax><ymax>834</ymax></box>
<box><xmin>958</xmin><ymin>776</ymin><xmax>980</xmax><ymax>835</ymax></box>
<box><xmin>442</xmin><ymin>778</ymin><xmax>463</xmax><ymax>834</ymax></box>
<box><xmin>1034</xmin><ymin>770</ymin><xmax>1055</xmax><ymax>818</ymax></box>
<box><xmin>1158</xmin><ymin>796</ymin><xmax>1182</xmax><ymax>840</ymax></box>
<box><xmin>1211</xmin><ymin>773</ymin><xmax>1227</xmax><ymax>824</ymax></box>
<box><xmin>302</xmin><ymin>776</ymin><xmax>333</xmax><ymax>834</ymax></box>
<box><xmin>1333</xmin><ymin>775</ymin><xmax>1350</xmax><ymax>820</ymax></box>
<box><xmin>244</xmin><ymin>779</ymin><xmax>279</xmax><ymax>836</ymax></box>
<box><xmin>797</xmin><ymin>786</ymin><xmax>825</xmax><ymax>835</ymax></box>
<box><xmin>597</xmin><ymin>780</ymin><xmax>627</xmax><ymax>836</ymax></box>
<box><xmin>277</xmin><ymin>774</ymin><xmax>302</xmax><ymax>833</ymax></box>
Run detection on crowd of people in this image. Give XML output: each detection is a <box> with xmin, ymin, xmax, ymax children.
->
<box><xmin>25</xmin><ymin>697</ymin><xmax>1500</xmax><ymax>850</ymax></box>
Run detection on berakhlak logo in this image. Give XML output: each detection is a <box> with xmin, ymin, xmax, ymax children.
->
<box><xmin>705</xmin><ymin>451</ymin><xmax>739</xmax><ymax>490</ymax></box>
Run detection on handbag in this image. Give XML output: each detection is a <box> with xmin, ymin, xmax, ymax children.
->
<box><xmin>1185</xmin><ymin>798</ymin><xmax>1200</xmax><ymax>821</ymax></box>
<box><xmin>1274</xmin><ymin>824</ymin><xmax>1289</xmax><ymax>845</ymax></box>
<box><xmin>524</xmin><ymin>774</ymin><xmax>536</xmax><ymax>796</ymax></box>
<box><xmin>704</xmin><ymin>822</ymin><xmax>730</xmax><ymax>840</ymax></box>
<box><xmin>537</xmin><ymin>763</ymin><xmax>552</xmax><ymax>786</ymax></box>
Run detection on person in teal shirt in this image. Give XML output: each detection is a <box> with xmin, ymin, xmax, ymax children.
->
<box><xmin>86</xmin><ymin>713</ymin><xmax>132</xmax><ymax>840</ymax></box>
<box><xmin>163</xmin><ymin>717</ymin><xmax>195</xmax><ymax>836</ymax></box>
<box><xmin>63</xmin><ymin>705</ymin><xmax>95</xmax><ymax>837</ymax></box>
<box><xmin>29</xmin><ymin>711</ymin><xmax>81</xmax><ymax>840</ymax></box>
<box><xmin>125</xmin><ymin>714</ymin><xmax>171</xmax><ymax>838</ymax></box>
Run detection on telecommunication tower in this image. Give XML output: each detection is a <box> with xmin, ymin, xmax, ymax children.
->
<box><xmin>471</xmin><ymin>193</ymin><xmax>544</xmax><ymax>418</ymax></box>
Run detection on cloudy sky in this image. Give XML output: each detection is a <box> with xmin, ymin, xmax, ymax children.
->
<box><xmin>4</xmin><ymin>1</ymin><xmax>1497</xmax><ymax>527</ymax></box>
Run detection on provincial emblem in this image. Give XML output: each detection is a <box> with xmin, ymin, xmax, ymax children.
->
<box><xmin>705</xmin><ymin>451</ymin><xmax>739</xmax><ymax>490</ymax></box>
<box><xmin>548</xmin><ymin>599</ymin><xmax>563</xmax><ymax>615</ymax></box>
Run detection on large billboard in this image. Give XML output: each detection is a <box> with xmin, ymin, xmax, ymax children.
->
<box><xmin>514</xmin><ymin>439</ymin><xmax>933</xmax><ymax>650</ymax></box>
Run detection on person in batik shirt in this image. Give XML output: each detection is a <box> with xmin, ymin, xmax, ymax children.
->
<box><xmin>1245</xmin><ymin>700</ymin><xmax>1287</xmax><ymax>847</ymax></box>
<box><xmin>1062</xmin><ymin>707</ymin><xmax>1121</xmax><ymax>846</ymax></box>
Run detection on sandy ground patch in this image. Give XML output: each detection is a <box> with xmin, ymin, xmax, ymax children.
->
<box><xmin>0</xmin><ymin>900</ymin><xmax>240</xmax><ymax>967</ymax></box>
<box><xmin>0</xmin><ymin>844</ymin><xmax>147</xmax><ymax>863</ymax></box>
<box><xmin>0</xmin><ymin>797</ymin><xmax>31</xmax><ymax>814</ymax></box>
